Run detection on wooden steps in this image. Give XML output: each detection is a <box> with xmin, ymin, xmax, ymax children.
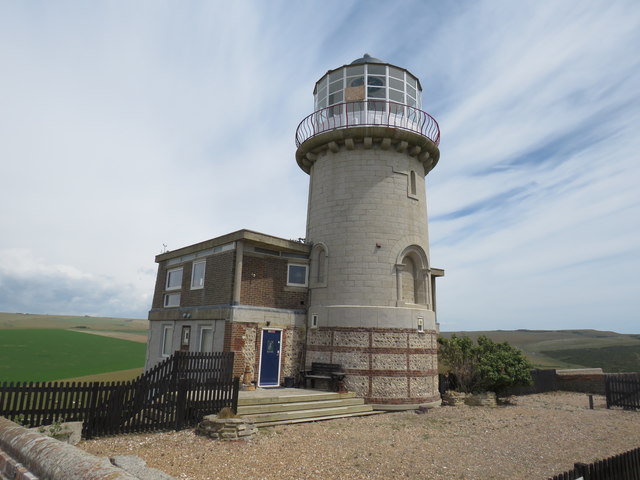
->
<box><xmin>237</xmin><ymin>390</ymin><xmax>381</xmax><ymax>427</ymax></box>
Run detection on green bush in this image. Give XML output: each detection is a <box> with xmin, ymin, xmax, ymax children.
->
<box><xmin>438</xmin><ymin>334</ymin><xmax>532</xmax><ymax>395</ymax></box>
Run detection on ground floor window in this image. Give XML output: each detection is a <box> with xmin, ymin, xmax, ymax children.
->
<box><xmin>200</xmin><ymin>327</ymin><xmax>214</xmax><ymax>352</ymax></box>
<box><xmin>161</xmin><ymin>325</ymin><xmax>174</xmax><ymax>357</ymax></box>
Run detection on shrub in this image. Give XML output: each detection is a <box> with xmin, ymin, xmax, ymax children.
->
<box><xmin>438</xmin><ymin>335</ymin><xmax>532</xmax><ymax>395</ymax></box>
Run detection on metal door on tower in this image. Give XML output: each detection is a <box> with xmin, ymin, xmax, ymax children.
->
<box><xmin>258</xmin><ymin>329</ymin><xmax>281</xmax><ymax>387</ymax></box>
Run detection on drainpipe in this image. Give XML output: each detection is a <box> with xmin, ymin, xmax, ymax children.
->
<box><xmin>232</xmin><ymin>240</ymin><xmax>243</xmax><ymax>305</ymax></box>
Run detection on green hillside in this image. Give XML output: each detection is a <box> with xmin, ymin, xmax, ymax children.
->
<box><xmin>0</xmin><ymin>329</ymin><xmax>146</xmax><ymax>382</ymax></box>
<box><xmin>440</xmin><ymin>329</ymin><xmax>640</xmax><ymax>373</ymax></box>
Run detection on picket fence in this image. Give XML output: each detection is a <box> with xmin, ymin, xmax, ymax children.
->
<box><xmin>0</xmin><ymin>351</ymin><xmax>239</xmax><ymax>439</ymax></box>
<box><xmin>605</xmin><ymin>373</ymin><xmax>640</xmax><ymax>410</ymax></box>
<box><xmin>549</xmin><ymin>446</ymin><xmax>640</xmax><ymax>480</ymax></box>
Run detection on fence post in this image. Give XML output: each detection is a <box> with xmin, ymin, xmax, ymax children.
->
<box><xmin>574</xmin><ymin>462</ymin><xmax>589</xmax><ymax>480</ymax></box>
<box><xmin>604</xmin><ymin>374</ymin><xmax>611</xmax><ymax>409</ymax></box>
<box><xmin>231</xmin><ymin>377</ymin><xmax>240</xmax><ymax>414</ymax></box>
<box><xmin>84</xmin><ymin>382</ymin><xmax>101</xmax><ymax>439</ymax></box>
<box><xmin>174</xmin><ymin>377</ymin><xmax>189</xmax><ymax>431</ymax></box>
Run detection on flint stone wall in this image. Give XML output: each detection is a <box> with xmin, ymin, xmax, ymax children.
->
<box><xmin>196</xmin><ymin>416</ymin><xmax>258</xmax><ymax>441</ymax></box>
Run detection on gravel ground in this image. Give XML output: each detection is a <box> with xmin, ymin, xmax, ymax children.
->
<box><xmin>79</xmin><ymin>392</ymin><xmax>640</xmax><ymax>480</ymax></box>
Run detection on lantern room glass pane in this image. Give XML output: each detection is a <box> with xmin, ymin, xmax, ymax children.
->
<box><xmin>329</xmin><ymin>69</ymin><xmax>343</xmax><ymax>83</ymax></box>
<box><xmin>367</xmin><ymin>75</ymin><xmax>385</xmax><ymax>87</ymax></box>
<box><xmin>329</xmin><ymin>81</ymin><xmax>342</xmax><ymax>94</ymax></box>
<box><xmin>389</xmin><ymin>89</ymin><xmax>404</xmax><ymax>102</ymax></box>
<box><xmin>348</xmin><ymin>76</ymin><xmax>364</xmax><ymax>87</ymax></box>
<box><xmin>368</xmin><ymin>64</ymin><xmax>386</xmax><ymax>75</ymax></box>
<box><xmin>389</xmin><ymin>77</ymin><xmax>404</xmax><ymax>91</ymax></box>
<box><xmin>389</xmin><ymin>67</ymin><xmax>404</xmax><ymax>79</ymax></box>
<box><xmin>346</xmin><ymin>65</ymin><xmax>364</xmax><ymax>76</ymax></box>
<box><xmin>328</xmin><ymin>91</ymin><xmax>343</xmax><ymax>104</ymax></box>
<box><xmin>368</xmin><ymin>87</ymin><xmax>385</xmax><ymax>99</ymax></box>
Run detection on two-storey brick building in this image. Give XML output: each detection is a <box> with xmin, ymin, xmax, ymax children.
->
<box><xmin>145</xmin><ymin>230</ymin><xmax>311</xmax><ymax>386</ymax></box>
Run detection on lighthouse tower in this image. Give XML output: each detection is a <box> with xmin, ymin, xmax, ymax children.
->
<box><xmin>296</xmin><ymin>54</ymin><xmax>443</xmax><ymax>407</ymax></box>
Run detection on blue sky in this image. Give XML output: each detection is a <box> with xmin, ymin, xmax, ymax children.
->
<box><xmin>1</xmin><ymin>1</ymin><xmax>638</xmax><ymax>333</ymax></box>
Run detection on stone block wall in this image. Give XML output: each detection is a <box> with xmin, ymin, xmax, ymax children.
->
<box><xmin>306</xmin><ymin>326</ymin><xmax>439</xmax><ymax>405</ymax></box>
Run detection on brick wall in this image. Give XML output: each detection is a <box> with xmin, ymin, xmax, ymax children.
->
<box><xmin>240</xmin><ymin>255</ymin><xmax>308</xmax><ymax>309</ymax></box>
<box><xmin>556</xmin><ymin>370</ymin><xmax>606</xmax><ymax>395</ymax></box>
<box><xmin>151</xmin><ymin>251</ymin><xmax>235</xmax><ymax>309</ymax></box>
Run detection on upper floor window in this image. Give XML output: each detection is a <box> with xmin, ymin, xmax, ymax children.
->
<box><xmin>164</xmin><ymin>293</ymin><xmax>180</xmax><ymax>307</ymax></box>
<box><xmin>166</xmin><ymin>267</ymin><xmax>183</xmax><ymax>291</ymax></box>
<box><xmin>191</xmin><ymin>260</ymin><xmax>206</xmax><ymax>289</ymax></box>
<box><xmin>287</xmin><ymin>263</ymin><xmax>308</xmax><ymax>287</ymax></box>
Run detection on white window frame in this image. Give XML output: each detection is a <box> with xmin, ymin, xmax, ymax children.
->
<box><xmin>166</xmin><ymin>267</ymin><xmax>183</xmax><ymax>291</ymax></box>
<box><xmin>164</xmin><ymin>293</ymin><xmax>180</xmax><ymax>307</ymax></box>
<box><xmin>161</xmin><ymin>325</ymin><xmax>174</xmax><ymax>357</ymax></box>
<box><xmin>191</xmin><ymin>260</ymin><xmax>206</xmax><ymax>290</ymax></box>
<box><xmin>310</xmin><ymin>313</ymin><xmax>318</xmax><ymax>329</ymax></box>
<box><xmin>417</xmin><ymin>317</ymin><xmax>424</xmax><ymax>333</ymax></box>
<box><xmin>287</xmin><ymin>263</ymin><xmax>308</xmax><ymax>287</ymax></box>
<box><xmin>200</xmin><ymin>326</ymin><xmax>214</xmax><ymax>353</ymax></box>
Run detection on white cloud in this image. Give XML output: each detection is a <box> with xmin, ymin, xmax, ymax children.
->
<box><xmin>0</xmin><ymin>0</ymin><xmax>638</xmax><ymax>332</ymax></box>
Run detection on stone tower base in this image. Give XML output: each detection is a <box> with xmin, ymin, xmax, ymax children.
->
<box><xmin>306</xmin><ymin>326</ymin><xmax>440</xmax><ymax>406</ymax></box>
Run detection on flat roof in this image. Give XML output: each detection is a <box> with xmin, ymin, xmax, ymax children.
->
<box><xmin>155</xmin><ymin>229</ymin><xmax>311</xmax><ymax>263</ymax></box>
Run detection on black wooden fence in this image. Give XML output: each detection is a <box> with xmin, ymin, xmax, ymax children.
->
<box><xmin>0</xmin><ymin>351</ymin><xmax>239</xmax><ymax>439</ymax></box>
<box><xmin>549</xmin><ymin>446</ymin><xmax>640</xmax><ymax>480</ymax></box>
<box><xmin>605</xmin><ymin>373</ymin><xmax>640</xmax><ymax>410</ymax></box>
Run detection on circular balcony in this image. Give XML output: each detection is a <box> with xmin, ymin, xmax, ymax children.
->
<box><xmin>295</xmin><ymin>100</ymin><xmax>440</xmax><ymax>148</ymax></box>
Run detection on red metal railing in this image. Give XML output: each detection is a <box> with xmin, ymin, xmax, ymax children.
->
<box><xmin>295</xmin><ymin>100</ymin><xmax>440</xmax><ymax>148</ymax></box>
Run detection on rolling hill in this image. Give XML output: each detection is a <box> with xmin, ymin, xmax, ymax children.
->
<box><xmin>441</xmin><ymin>329</ymin><xmax>640</xmax><ymax>372</ymax></box>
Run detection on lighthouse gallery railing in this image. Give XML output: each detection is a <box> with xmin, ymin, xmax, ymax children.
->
<box><xmin>295</xmin><ymin>100</ymin><xmax>440</xmax><ymax>148</ymax></box>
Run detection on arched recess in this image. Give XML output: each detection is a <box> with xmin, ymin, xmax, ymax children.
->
<box><xmin>309</xmin><ymin>242</ymin><xmax>328</xmax><ymax>288</ymax></box>
<box><xmin>395</xmin><ymin>245</ymin><xmax>430</xmax><ymax>307</ymax></box>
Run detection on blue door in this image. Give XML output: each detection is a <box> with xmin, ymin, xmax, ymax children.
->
<box><xmin>259</xmin><ymin>330</ymin><xmax>281</xmax><ymax>387</ymax></box>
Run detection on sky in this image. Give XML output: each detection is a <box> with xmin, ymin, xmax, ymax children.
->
<box><xmin>0</xmin><ymin>1</ymin><xmax>638</xmax><ymax>333</ymax></box>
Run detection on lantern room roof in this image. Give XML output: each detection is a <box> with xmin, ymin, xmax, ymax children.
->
<box><xmin>350</xmin><ymin>53</ymin><xmax>385</xmax><ymax>64</ymax></box>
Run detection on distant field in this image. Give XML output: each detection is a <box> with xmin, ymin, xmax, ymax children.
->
<box><xmin>0</xmin><ymin>329</ymin><xmax>146</xmax><ymax>382</ymax></box>
<box><xmin>0</xmin><ymin>312</ymin><xmax>147</xmax><ymax>331</ymax></box>
<box><xmin>58</xmin><ymin>367</ymin><xmax>145</xmax><ymax>383</ymax></box>
<box><xmin>441</xmin><ymin>329</ymin><xmax>640</xmax><ymax>372</ymax></box>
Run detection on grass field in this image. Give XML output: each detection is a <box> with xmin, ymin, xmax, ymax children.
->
<box><xmin>441</xmin><ymin>329</ymin><xmax>640</xmax><ymax>372</ymax></box>
<box><xmin>0</xmin><ymin>329</ymin><xmax>146</xmax><ymax>382</ymax></box>
<box><xmin>58</xmin><ymin>367</ymin><xmax>145</xmax><ymax>383</ymax></box>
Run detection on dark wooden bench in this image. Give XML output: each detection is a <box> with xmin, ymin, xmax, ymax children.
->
<box><xmin>302</xmin><ymin>362</ymin><xmax>346</xmax><ymax>392</ymax></box>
